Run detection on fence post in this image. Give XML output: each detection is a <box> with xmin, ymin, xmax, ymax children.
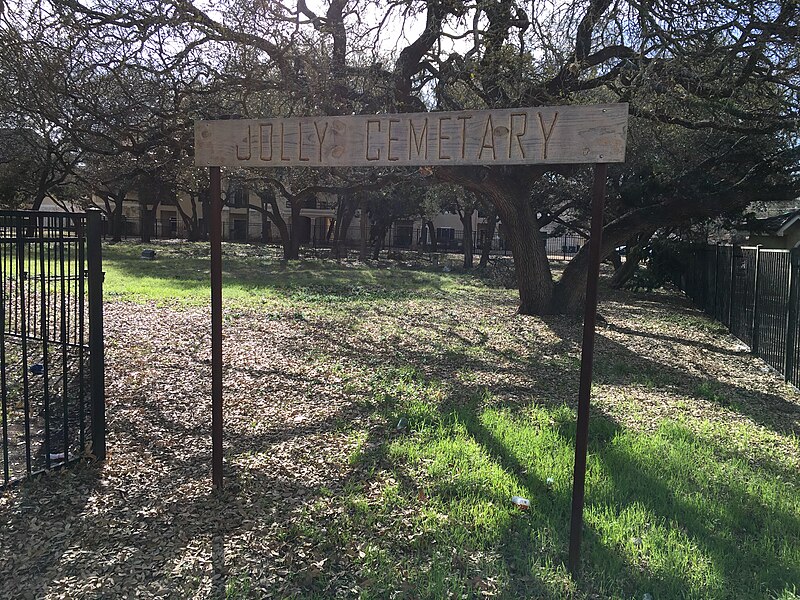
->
<box><xmin>784</xmin><ymin>248</ymin><xmax>798</xmax><ymax>384</ymax></box>
<box><xmin>86</xmin><ymin>209</ymin><xmax>106</xmax><ymax>461</ymax></box>
<box><xmin>712</xmin><ymin>243</ymin><xmax>719</xmax><ymax>318</ymax></box>
<box><xmin>727</xmin><ymin>244</ymin><xmax>736</xmax><ymax>329</ymax></box>
<box><xmin>751</xmin><ymin>246</ymin><xmax>761</xmax><ymax>354</ymax></box>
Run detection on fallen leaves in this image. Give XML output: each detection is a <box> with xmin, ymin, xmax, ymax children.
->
<box><xmin>0</xmin><ymin>271</ymin><xmax>798</xmax><ymax>598</ymax></box>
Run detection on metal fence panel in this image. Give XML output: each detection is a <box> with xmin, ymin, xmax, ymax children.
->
<box><xmin>786</xmin><ymin>257</ymin><xmax>800</xmax><ymax>388</ymax></box>
<box><xmin>675</xmin><ymin>243</ymin><xmax>800</xmax><ymax>389</ymax></box>
<box><xmin>103</xmin><ymin>214</ymin><xmax>593</xmax><ymax>261</ymax></box>
<box><xmin>0</xmin><ymin>211</ymin><xmax>104</xmax><ymax>488</ymax></box>
<box><xmin>756</xmin><ymin>251</ymin><xmax>790</xmax><ymax>373</ymax></box>
<box><xmin>730</xmin><ymin>247</ymin><xmax>756</xmax><ymax>347</ymax></box>
<box><xmin>715</xmin><ymin>246</ymin><xmax>733</xmax><ymax>327</ymax></box>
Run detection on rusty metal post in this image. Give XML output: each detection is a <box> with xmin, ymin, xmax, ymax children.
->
<box><xmin>86</xmin><ymin>209</ymin><xmax>106</xmax><ymax>461</ymax></box>
<box><xmin>567</xmin><ymin>163</ymin><xmax>608</xmax><ymax>577</ymax></box>
<box><xmin>210</xmin><ymin>167</ymin><xmax>224</xmax><ymax>490</ymax></box>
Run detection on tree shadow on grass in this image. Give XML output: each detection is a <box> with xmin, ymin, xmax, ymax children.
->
<box><xmin>541</xmin><ymin>317</ymin><xmax>800</xmax><ymax>437</ymax></box>
<box><xmin>590</xmin><ymin>423</ymin><xmax>800</xmax><ymax>598</ymax></box>
<box><xmin>316</xmin><ymin>308</ymin><xmax>800</xmax><ymax>438</ymax></box>
<box><xmin>604</xmin><ymin>322</ymin><xmax>749</xmax><ymax>358</ymax></box>
<box><xmin>8</xmin><ymin>318</ymin><xmax>798</xmax><ymax>598</ymax></box>
<box><xmin>343</xmin><ymin>370</ymin><xmax>799</xmax><ymax>599</ymax></box>
<box><xmin>289</xmin><ymin>293</ymin><xmax>800</xmax><ymax>597</ymax></box>
<box><xmin>0</xmin><ymin>402</ymin><xmax>344</xmax><ymax>599</ymax></box>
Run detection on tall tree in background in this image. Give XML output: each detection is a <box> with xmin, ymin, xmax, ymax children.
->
<box><xmin>3</xmin><ymin>0</ymin><xmax>798</xmax><ymax>313</ymax></box>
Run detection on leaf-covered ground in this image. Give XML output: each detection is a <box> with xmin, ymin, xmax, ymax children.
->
<box><xmin>1</xmin><ymin>242</ymin><xmax>799</xmax><ymax>599</ymax></box>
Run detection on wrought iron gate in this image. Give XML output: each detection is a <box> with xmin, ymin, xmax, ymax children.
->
<box><xmin>1</xmin><ymin>210</ymin><xmax>104</xmax><ymax>488</ymax></box>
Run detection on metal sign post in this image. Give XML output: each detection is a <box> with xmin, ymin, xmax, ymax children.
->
<box><xmin>195</xmin><ymin>105</ymin><xmax>627</xmax><ymax>527</ymax></box>
<box><xmin>209</xmin><ymin>166</ymin><xmax>224</xmax><ymax>490</ymax></box>
<box><xmin>567</xmin><ymin>163</ymin><xmax>608</xmax><ymax>576</ymax></box>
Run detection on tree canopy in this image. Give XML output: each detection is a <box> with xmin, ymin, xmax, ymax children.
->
<box><xmin>1</xmin><ymin>0</ymin><xmax>798</xmax><ymax>312</ymax></box>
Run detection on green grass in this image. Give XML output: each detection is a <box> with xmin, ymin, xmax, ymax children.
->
<box><xmin>100</xmin><ymin>241</ymin><xmax>800</xmax><ymax>599</ymax></box>
<box><xmin>656</xmin><ymin>311</ymin><xmax>729</xmax><ymax>334</ymax></box>
<box><xmin>101</xmin><ymin>241</ymin><xmax>475</xmax><ymax>309</ymax></box>
<box><xmin>330</xmin><ymin>366</ymin><xmax>800</xmax><ymax>599</ymax></box>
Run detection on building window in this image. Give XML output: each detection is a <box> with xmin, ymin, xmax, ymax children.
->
<box><xmin>231</xmin><ymin>188</ymin><xmax>248</xmax><ymax>208</ymax></box>
<box><xmin>436</xmin><ymin>227</ymin><xmax>455</xmax><ymax>241</ymax></box>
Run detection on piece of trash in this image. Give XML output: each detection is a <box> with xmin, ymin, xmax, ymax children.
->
<box><xmin>643</xmin><ymin>593</ymin><xmax>653</xmax><ymax>600</ymax></box>
<box><xmin>511</xmin><ymin>495</ymin><xmax>530</xmax><ymax>509</ymax></box>
<box><xmin>396</xmin><ymin>417</ymin><xmax>408</xmax><ymax>431</ymax></box>
<box><xmin>140</xmin><ymin>249</ymin><xmax>156</xmax><ymax>260</ymax></box>
<box><xmin>49</xmin><ymin>453</ymin><xmax>65</xmax><ymax>461</ymax></box>
<box><xmin>545</xmin><ymin>477</ymin><xmax>554</xmax><ymax>488</ymax></box>
<box><xmin>29</xmin><ymin>363</ymin><xmax>44</xmax><ymax>375</ymax></box>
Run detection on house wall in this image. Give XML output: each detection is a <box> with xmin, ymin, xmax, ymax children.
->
<box><xmin>85</xmin><ymin>181</ymin><xmax>499</xmax><ymax>246</ymax></box>
<box><xmin>747</xmin><ymin>232</ymin><xmax>800</xmax><ymax>250</ymax></box>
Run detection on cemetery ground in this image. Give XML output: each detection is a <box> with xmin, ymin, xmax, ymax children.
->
<box><xmin>1</xmin><ymin>241</ymin><xmax>799</xmax><ymax>600</ymax></box>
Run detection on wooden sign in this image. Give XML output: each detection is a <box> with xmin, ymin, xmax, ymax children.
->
<box><xmin>194</xmin><ymin>104</ymin><xmax>628</xmax><ymax>168</ymax></box>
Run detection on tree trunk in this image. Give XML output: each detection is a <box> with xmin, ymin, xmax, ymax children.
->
<box><xmin>256</xmin><ymin>188</ymin><xmax>290</xmax><ymax>257</ymax></box>
<box><xmin>425</xmin><ymin>220</ymin><xmax>437</xmax><ymax>252</ymax></box>
<box><xmin>334</xmin><ymin>195</ymin><xmax>357</xmax><ymax>258</ymax></box>
<box><xmin>140</xmin><ymin>207</ymin><xmax>152</xmax><ymax>243</ymax></box>
<box><xmin>437</xmin><ymin>166</ymin><xmax>555</xmax><ymax>314</ymax></box>
<box><xmin>498</xmin><ymin>202</ymin><xmax>553</xmax><ymax>314</ymax></box>
<box><xmin>261</xmin><ymin>211</ymin><xmax>270</xmax><ymax>243</ymax></box>
<box><xmin>175</xmin><ymin>193</ymin><xmax>202</xmax><ymax>241</ymax></box>
<box><xmin>438</xmin><ymin>164</ymin><xmax>739</xmax><ymax>314</ymax></box>
<box><xmin>288</xmin><ymin>200</ymin><xmax>303</xmax><ymax>260</ymax></box>
<box><xmin>359</xmin><ymin>199</ymin><xmax>369</xmax><ymax>260</ymax></box>
<box><xmin>609</xmin><ymin>230</ymin><xmax>656</xmax><ymax>288</ymax></box>
<box><xmin>325</xmin><ymin>219</ymin><xmax>335</xmax><ymax>243</ymax></box>
<box><xmin>371</xmin><ymin>225</ymin><xmax>386</xmax><ymax>259</ymax></box>
<box><xmin>276</xmin><ymin>217</ymin><xmax>291</xmax><ymax>258</ymax></box>
<box><xmin>552</xmin><ymin>199</ymin><xmax>703</xmax><ymax>313</ymax></box>
<box><xmin>30</xmin><ymin>162</ymin><xmax>51</xmax><ymax>211</ymax></box>
<box><xmin>110</xmin><ymin>196</ymin><xmax>124</xmax><ymax>242</ymax></box>
<box><xmin>31</xmin><ymin>190</ymin><xmax>47</xmax><ymax>212</ymax></box>
<box><xmin>479</xmin><ymin>209</ymin><xmax>497</xmax><ymax>268</ymax></box>
<box><xmin>460</xmin><ymin>208</ymin><xmax>474</xmax><ymax>269</ymax></box>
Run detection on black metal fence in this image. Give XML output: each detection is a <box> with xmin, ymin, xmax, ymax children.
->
<box><xmin>106</xmin><ymin>213</ymin><xmax>587</xmax><ymax>260</ymax></box>
<box><xmin>0</xmin><ymin>210</ymin><xmax>104</xmax><ymax>489</ymax></box>
<box><xmin>305</xmin><ymin>226</ymin><xmax>585</xmax><ymax>260</ymax></box>
<box><xmin>679</xmin><ymin>244</ymin><xmax>800</xmax><ymax>387</ymax></box>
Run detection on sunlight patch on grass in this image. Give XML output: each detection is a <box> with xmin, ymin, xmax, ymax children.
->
<box><xmin>101</xmin><ymin>241</ymin><xmax>472</xmax><ymax>309</ymax></box>
<box><xmin>343</xmin><ymin>365</ymin><xmax>800</xmax><ymax>598</ymax></box>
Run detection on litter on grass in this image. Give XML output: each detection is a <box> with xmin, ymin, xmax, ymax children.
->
<box><xmin>511</xmin><ymin>496</ymin><xmax>530</xmax><ymax>509</ymax></box>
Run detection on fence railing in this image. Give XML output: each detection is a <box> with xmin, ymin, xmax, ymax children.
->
<box><xmin>0</xmin><ymin>210</ymin><xmax>105</xmax><ymax>488</ymax></box>
<box><xmin>679</xmin><ymin>244</ymin><xmax>800</xmax><ymax>387</ymax></box>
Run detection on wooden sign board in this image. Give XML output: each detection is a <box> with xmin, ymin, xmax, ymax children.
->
<box><xmin>194</xmin><ymin>103</ymin><xmax>628</xmax><ymax>168</ymax></box>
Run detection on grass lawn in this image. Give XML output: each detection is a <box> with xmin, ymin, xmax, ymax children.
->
<box><xmin>1</xmin><ymin>240</ymin><xmax>799</xmax><ymax>600</ymax></box>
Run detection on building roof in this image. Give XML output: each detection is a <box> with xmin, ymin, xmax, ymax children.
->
<box><xmin>746</xmin><ymin>208</ymin><xmax>800</xmax><ymax>236</ymax></box>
